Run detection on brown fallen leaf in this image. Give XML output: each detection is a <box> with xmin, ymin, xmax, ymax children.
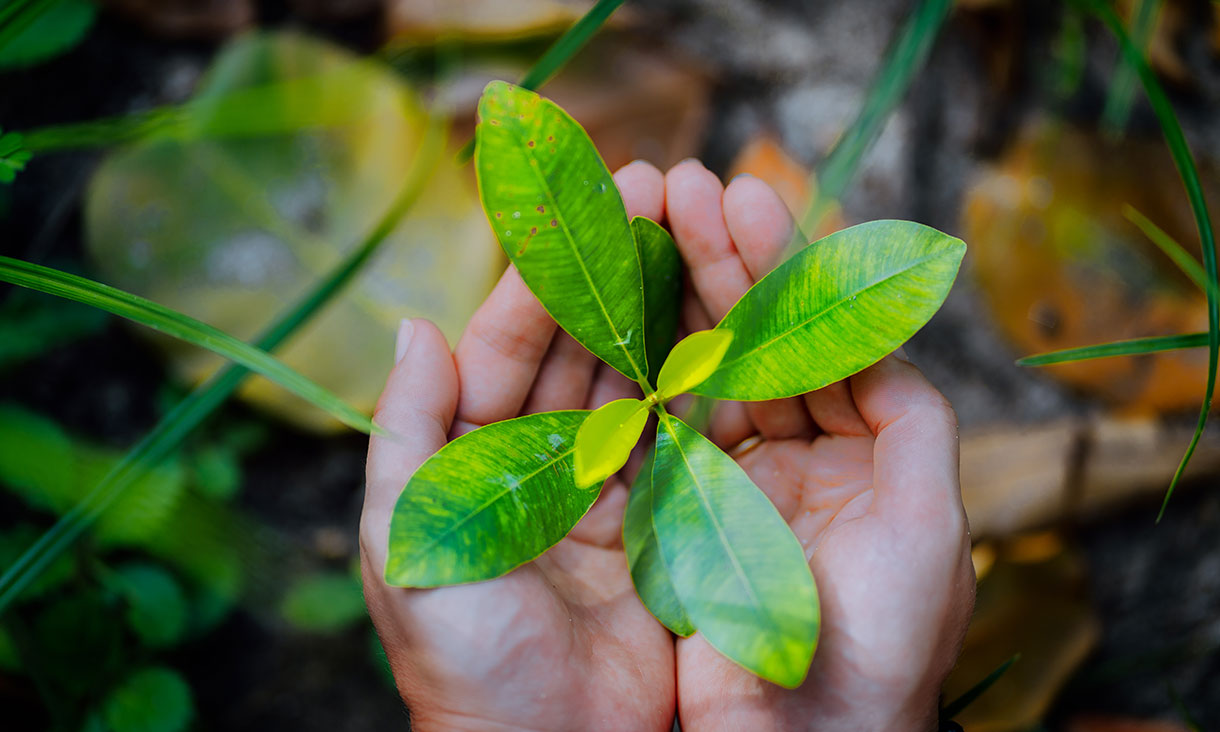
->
<box><xmin>963</xmin><ymin>120</ymin><xmax>1220</xmax><ymax>415</ymax></box>
<box><xmin>85</xmin><ymin>33</ymin><xmax>502</xmax><ymax>432</ymax></box>
<box><xmin>385</xmin><ymin>0</ymin><xmax>632</xmax><ymax>43</ymax></box>
<box><xmin>100</xmin><ymin>0</ymin><xmax>254</xmax><ymax>39</ymax></box>
<box><xmin>943</xmin><ymin>537</ymin><xmax>1100</xmax><ymax>732</ymax></box>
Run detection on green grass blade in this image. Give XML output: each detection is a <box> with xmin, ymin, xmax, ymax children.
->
<box><xmin>455</xmin><ymin>0</ymin><xmax>625</xmax><ymax>163</ymax></box>
<box><xmin>1080</xmin><ymin>0</ymin><xmax>1219</xmax><ymax>521</ymax></box>
<box><xmin>1017</xmin><ymin>332</ymin><xmax>1207</xmax><ymax>366</ymax></box>
<box><xmin>1101</xmin><ymin>0</ymin><xmax>1161</xmax><ymax>136</ymax></box>
<box><xmin>0</xmin><ymin>112</ymin><xmax>447</xmax><ymax>614</ymax></box>
<box><xmin>940</xmin><ymin>654</ymin><xmax>1019</xmax><ymax>720</ymax></box>
<box><xmin>518</xmin><ymin>0</ymin><xmax>624</xmax><ymax>90</ymax></box>
<box><xmin>1124</xmin><ymin>204</ymin><xmax>1219</xmax><ymax>300</ymax></box>
<box><xmin>0</xmin><ymin>256</ymin><xmax>374</xmax><ymax>434</ymax></box>
<box><xmin>799</xmin><ymin>0</ymin><xmax>953</xmax><ymax>237</ymax></box>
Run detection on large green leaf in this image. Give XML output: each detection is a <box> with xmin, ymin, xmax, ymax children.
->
<box><xmin>106</xmin><ymin>562</ymin><xmax>189</xmax><ymax>648</ymax></box>
<box><xmin>651</xmin><ymin>413</ymin><xmax>819</xmax><ymax>687</ymax></box>
<box><xmin>475</xmin><ymin>81</ymin><xmax>649</xmax><ymax>385</ymax></box>
<box><xmin>386</xmin><ymin>411</ymin><xmax>594</xmax><ymax>587</ymax></box>
<box><xmin>634</xmin><ymin>216</ymin><xmax>683</xmax><ymax>387</ymax></box>
<box><xmin>623</xmin><ymin>448</ymin><xmax>694</xmax><ymax>637</ymax></box>
<box><xmin>694</xmin><ymin>220</ymin><xmax>964</xmax><ymax>401</ymax></box>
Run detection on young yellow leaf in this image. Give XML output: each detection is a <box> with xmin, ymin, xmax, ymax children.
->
<box><xmin>574</xmin><ymin>398</ymin><xmax>649</xmax><ymax>489</ymax></box>
<box><xmin>656</xmin><ymin>329</ymin><xmax>734</xmax><ymax>400</ymax></box>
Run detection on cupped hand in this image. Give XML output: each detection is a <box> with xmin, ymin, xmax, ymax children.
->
<box><xmin>359</xmin><ymin>163</ymin><xmax>678</xmax><ymax>731</ymax></box>
<box><xmin>651</xmin><ymin>160</ymin><xmax>976</xmax><ymax>731</ymax></box>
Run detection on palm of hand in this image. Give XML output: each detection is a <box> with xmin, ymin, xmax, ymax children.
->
<box><xmin>362</xmin><ymin>158</ymin><xmax>973</xmax><ymax>732</ymax></box>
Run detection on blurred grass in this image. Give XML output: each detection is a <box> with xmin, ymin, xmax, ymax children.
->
<box><xmin>0</xmin><ymin>112</ymin><xmax>448</xmax><ymax>613</ymax></box>
<box><xmin>0</xmin><ymin>255</ymin><xmax>375</xmax><ymax>434</ymax></box>
<box><xmin>798</xmin><ymin>0</ymin><xmax>953</xmax><ymax>239</ymax></box>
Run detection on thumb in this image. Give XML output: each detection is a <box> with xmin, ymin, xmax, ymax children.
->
<box><xmin>361</xmin><ymin>318</ymin><xmax>458</xmax><ymax>570</ymax></box>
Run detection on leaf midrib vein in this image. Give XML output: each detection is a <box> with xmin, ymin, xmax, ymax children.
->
<box><xmin>511</xmin><ymin>122</ymin><xmax>647</xmax><ymax>384</ymax></box>
<box><xmin>716</xmin><ymin>251</ymin><xmax>947</xmax><ymax>371</ymax></box>
<box><xmin>407</xmin><ymin>446</ymin><xmax>576</xmax><ymax>560</ymax></box>
<box><xmin>662</xmin><ymin>417</ymin><xmax>764</xmax><ymax>618</ymax></box>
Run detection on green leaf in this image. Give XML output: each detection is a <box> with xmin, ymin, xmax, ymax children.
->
<box><xmin>695</xmin><ymin>220</ymin><xmax>963</xmax><ymax>401</ymax></box>
<box><xmin>386</xmin><ymin>411</ymin><xmax>595</xmax><ymax>587</ymax></box>
<box><xmin>0</xmin><ymin>128</ymin><xmax>31</xmax><ymax>184</ymax></box>
<box><xmin>0</xmin><ymin>255</ymin><xmax>374</xmax><ymax>434</ymax></box>
<box><xmin>623</xmin><ymin>447</ymin><xmax>694</xmax><ymax>637</ymax></box>
<box><xmin>1018</xmin><ymin>332</ymin><xmax>1206</xmax><ymax>366</ymax></box>
<box><xmin>573</xmin><ymin>398</ymin><xmax>648</xmax><ymax>489</ymax></box>
<box><xmin>475</xmin><ymin>81</ymin><xmax>649</xmax><ymax>385</ymax></box>
<box><xmin>657</xmin><ymin>330</ymin><xmax>733</xmax><ymax>400</ymax></box>
<box><xmin>281</xmin><ymin>572</ymin><xmax>367</xmax><ymax>632</ymax></box>
<box><xmin>102</xmin><ymin>667</ymin><xmax>193</xmax><ymax>732</ymax></box>
<box><xmin>0</xmin><ymin>0</ymin><xmax>95</xmax><ymax>70</ymax></box>
<box><xmin>106</xmin><ymin>562</ymin><xmax>188</xmax><ymax>647</ymax></box>
<box><xmin>634</xmin><ymin>216</ymin><xmax>684</xmax><ymax>387</ymax></box>
<box><xmin>651</xmin><ymin>413</ymin><xmax>819</xmax><ymax>687</ymax></box>
<box><xmin>1080</xmin><ymin>0</ymin><xmax>1219</xmax><ymax>520</ymax></box>
<box><xmin>190</xmin><ymin>444</ymin><xmax>242</xmax><ymax>500</ymax></box>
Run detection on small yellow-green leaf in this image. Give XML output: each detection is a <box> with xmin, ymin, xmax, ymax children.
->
<box><xmin>574</xmin><ymin>398</ymin><xmax>649</xmax><ymax>489</ymax></box>
<box><xmin>656</xmin><ymin>330</ymin><xmax>733</xmax><ymax>400</ymax></box>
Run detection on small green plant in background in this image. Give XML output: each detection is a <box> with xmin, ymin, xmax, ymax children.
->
<box><xmin>383</xmin><ymin>82</ymin><xmax>966</xmax><ymax>687</ymax></box>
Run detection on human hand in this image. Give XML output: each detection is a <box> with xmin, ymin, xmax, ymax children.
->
<box><xmin>359</xmin><ymin>164</ymin><xmax>679</xmax><ymax>732</ymax></box>
<box><xmin>649</xmin><ymin>159</ymin><xmax>976</xmax><ymax>731</ymax></box>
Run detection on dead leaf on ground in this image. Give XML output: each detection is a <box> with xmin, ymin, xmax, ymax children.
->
<box><xmin>963</xmin><ymin>120</ymin><xmax>1220</xmax><ymax>415</ymax></box>
<box><xmin>85</xmin><ymin>32</ymin><xmax>502</xmax><ymax>432</ymax></box>
<box><xmin>943</xmin><ymin>535</ymin><xmax>1100</xmax><ymax>732</ymax></box>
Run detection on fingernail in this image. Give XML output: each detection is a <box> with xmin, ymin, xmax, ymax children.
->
<box><xmin>730</xmin><ymin>172</ymin><xmax>755</xmax><ymax>183</ymax></box>
<box><xmin>675</xmin><ymin>157</ymin><xmax>703</xmax><ymax>169</ymax></box>
<box><xmin>893</xmin><ymin>346</ymin><xmax>911</xmax><ymax>363</ymax></box>
<box><xmin>394</xmin><ymin>319</ymin><xmax>415</xmax><ymax>365</ymax></box>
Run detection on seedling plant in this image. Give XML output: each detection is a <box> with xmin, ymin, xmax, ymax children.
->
<box><xmin>384</xmin><ymin>81</ymin><xmax>966</xmax><ymax>687</ymax></box>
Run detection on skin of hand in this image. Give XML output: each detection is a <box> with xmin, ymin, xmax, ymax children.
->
<box><xmin>361</xmin><ymin>158</ymin><xmax>975</xmax><ymax>732</ymax></box>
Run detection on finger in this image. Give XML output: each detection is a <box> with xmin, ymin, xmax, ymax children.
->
<box><xmin>452</xmin><ymin>265</ymin><xmax>556</xmax><ymax>435</ymax></box>
<box><xmin>803</xmin><ymin>381</ymin><xmax>870</xmax><ymax>437</ymax></box>
<box><xmin>721</xmin><ymin>173</ymin><xmax>793</xmax><ymax>281</ymax></box>
<box><xmin>850</xmin><ymin>354</ymin><xmax>963</xmax><ymax>527</ymax></box>
<box><xmin>362</xmin><ymin>319</ymin><xmax>458</xmax><ymax>566</ymax></box>
<box><xmin>614</xmin><ymin>159</ymin><xmax>666</xmax><ymax>222</ymax></box>
<box><xmin>522</xmin><ymin>331</ymin><xmax>598</xmax><ymax>413</ymax></box>
<box><xmin>664</xmin><ymin>159</ymin><xmax>751</xmax><ymax>321</ymax></box>
<box><xmin>722</xmin><ymin>174</ymin><xmax>813</xmax><ymax>440</ymax></box>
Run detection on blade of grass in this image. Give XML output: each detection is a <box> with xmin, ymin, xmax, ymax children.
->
<box><xmin>0</xmin><ymin>112</ymin><xmax>448</xmax><ymax>614</ymax></box>
<box><xmin>797</xmin><ymin>0</ymin><xmax>953</xmax><ymax>239</ymax></box>
<box><xmin>1018</xmin><ymin>332</ymin><xmax>1207</xmax><ymax>366</ymax></box>
<box><xmin>0</xmin><ymin>256</ymin><xmax>374</xmax><ymax>434</ymax></box>
<box><xmin>1101</xmin><ymin>0</ymin><xmax>1161</xmax><ymax>137</ymax></box>
<box><xmin>1124</xmin><ymin>204</ymin><xmax>1219</xmax><ymax>300</ymax></box>
<box><xmin>454</xmin><ymin>0</ymin><xmax>625</xmax><ymax>162</ymax></box>
<box><xmin>1078</xmin><ymin>0</ymin><xmax>1219</xmax><ymax>521</ymax></box>
<box><xmin>940</xmin><ymin>654</ymin><xmax>1019</xmax><ymax>721</ymax></box>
